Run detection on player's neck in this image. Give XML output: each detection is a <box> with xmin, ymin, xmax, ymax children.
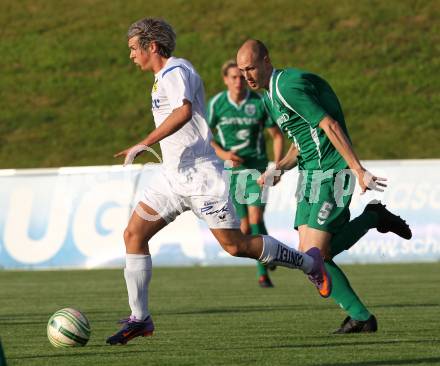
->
<box><xmin>262</xmin><ymin>66</ymin><xmax>274</xmax><ymax>90</ymax></box>
<box><xmin>151</xmin><ymin>56</ymin><xmax>171</xmax><ymax>74</ymax></box>
<box><xmin>228</xmin><ymin>90</ymin><xmax>247</xmax><ymax>104</ymax></box>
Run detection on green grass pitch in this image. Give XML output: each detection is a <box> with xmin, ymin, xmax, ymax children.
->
<box><xmin>1</xmin><ymin>263</ymin><xmax>439</xmax><ymax>366</ymax></box>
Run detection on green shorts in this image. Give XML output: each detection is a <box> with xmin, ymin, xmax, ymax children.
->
<box><xmin>294</xmin><ymin>170</ymin><xmax>354</xmax><ymax>233</ymax></box>
<box><xmin>229</xmin><ymin>169</ymin><xmax>265</xmax><ymax>219</ymax></box>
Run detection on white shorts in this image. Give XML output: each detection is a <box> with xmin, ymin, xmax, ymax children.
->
<box><xmin>139</xmin><ymin>161</ymin><xmax>240</xmax><ymax>229</ymax></box>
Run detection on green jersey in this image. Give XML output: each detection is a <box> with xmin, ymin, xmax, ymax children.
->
<box><xmin>207</xmin><ymin>90</ymin><xmax>276</xmax><ymax>170</ymax></box>
<box><xmin>262</xmin><ymin>68</ymin><xmax>350</xmax><ymax>172</ymax></box>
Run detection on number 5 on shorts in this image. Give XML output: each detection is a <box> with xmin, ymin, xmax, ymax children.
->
<box><xmin>317</xmin><ymin>201</ymin><xmax>333</xmax><ymax>225</ymax></box>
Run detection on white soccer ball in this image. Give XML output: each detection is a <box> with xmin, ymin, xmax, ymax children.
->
<box><xmin>47</xmin><ymin>308</ymin><xmax>91</xmax><ymax>348</ymax></box>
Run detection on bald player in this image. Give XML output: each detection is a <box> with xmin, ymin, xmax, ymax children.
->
<box><xmin>236</xmin><ymin>39</ymin><xmax>412</xmax><ymax>333</ymax></box>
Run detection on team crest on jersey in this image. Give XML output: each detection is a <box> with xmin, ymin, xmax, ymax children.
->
<box><xmin>276</xmin><ymin>113</ymin><xmax>289</xmax><ymax>127</ymax></box>
<box><xmin>152</xmin><ymin>80</ymin><xmax>158</xmax><ymax>93</ymax></box>
<box><xmin>244</xmin><ymin>104</ymin><xmax>256</xmax><ymax>116</ymax></box>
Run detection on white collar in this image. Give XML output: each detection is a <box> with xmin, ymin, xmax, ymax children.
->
<box><xmin>267</xmin><ymin>69</ymin><xmax>277</xmax><ymax>103</ymax></box>
<box><xmin>155</xmin><ymin>57</ymin><xmax>176</xmax><ymax>77</ymax></box>
<box><xmin>227</xmin><ymin>89</ymin><xmax>250</xmax><ymax>109</ymax></box>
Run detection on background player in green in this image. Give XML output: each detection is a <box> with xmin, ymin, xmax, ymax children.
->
<box><xmin>207</xmin><ymin>60</ymin><xmax>284</xmax><ymax>288</ymax></box>
<box><xmin>237</xmin><ymin>39</ymin><xmax>412</xmax><ymax>333</ymax></box>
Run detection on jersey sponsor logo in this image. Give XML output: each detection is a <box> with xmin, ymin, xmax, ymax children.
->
<box><xmin>244</xmin><ymin>104</ymin><xmax>256</xmax><ymax>116</ymax></box>
<box><xmin>276</xmin><ymin>113</ymin><xmax>289</xmax><ymax>127</ymax></box>
<box><xmin>219</xmin><ymin>116</ymin><xmax>258</xmax><ymax>126</ymax></box>
<box><xmin>235</xmin><ymin>129</ymin><xmax>250</xmax><ymax>141</ymax></box>
<box><xmin>317</xmin><ymin>201</ymin><xmax>334</xmax><ymax>225</ymax></box>
<box><xmin>152</xmin><ymin>98</ymin><xmax>160</xmax><ymax>109</ymax></box>
<box><xmin>230</xmin><ymin>130</ymin><xmax>251</xmax><ymax>151</ymax></box>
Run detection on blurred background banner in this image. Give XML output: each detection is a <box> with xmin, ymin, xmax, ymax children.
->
<box><xmin>0</xmin><ymin>160</ymin><xmax>439</xmax><ymax>269</ymax></box>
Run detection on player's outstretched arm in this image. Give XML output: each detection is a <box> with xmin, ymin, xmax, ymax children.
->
<box><xmin>142</xmin><ymin>100</ymin><xmax>193</xmax><ymax>146</ymax></box>
<box><xmin>266</xmin><ymin>126</ymin><xmax>284</xmax><ymax>164</ymax></box>
<box><xmin>114</xmin><ymin>100</ymin><xmax>193</xmax><ymax>165</ymax></box>
<box><xmin>277</xmin><ymin>143</ymin><xmax>299</xmax><ymax>172</ymax></box>
<box><xmin>257</xmin><ymin>143</ymin><xmax>298</xmax><ymax>187</ymax></box>
<box><xmin>318</xmin><ymin>115</ymin><xmax>387</xmax><ymax>193</ymax></box>
<box><xmin>210</xmin><ymin>140</ymin><xmax>244</xmax><ymax>167</ymax></box>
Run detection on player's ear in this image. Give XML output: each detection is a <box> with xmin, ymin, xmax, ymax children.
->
<box><xmin>263</xmin><ymin>55</ymin><xmax>271</xmax><ymax>66</ymax></box>
<box><xmin>149</xmin><ymin>41</ymin><xmax>159</xmax><ymax>54</ymax></box>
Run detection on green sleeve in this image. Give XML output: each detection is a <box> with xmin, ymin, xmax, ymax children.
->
<box><xmin>206</xmin><ymin>97</ymin><xmax>218</xmax><ymax>128</ymax></box>
<box><xmin>206</xmin><ymin>96</ymin><xmax>222</xmax><ymax>145</ymax></box>
<box><xmin>277</xmin><ymin>74</ymin><xmax>327</xmax><ymax>128</ymax></box>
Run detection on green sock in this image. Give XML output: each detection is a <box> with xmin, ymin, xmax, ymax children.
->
<box><xmin>325</xmin><ymin>260</ymin><xmax>371</xmax><ymax>321</ymax></box>
<box><xmin>250</xmin><ymin>222</ymin><xmax>268</xmax><ymax>236</ymax></box>
<box><xmin>251</xmin><ymin>222</ymin><xmax>268</xmax><ymax>277</ymax></box>
<box><xmin>256</xmin><ymin>261</ymin><xmax>267</xmax><ymax>276</ymax></box>
<box><xmin>330</xmin><ymin>211</ymin><xmax>378</xmax><ymax>257</ymax></box>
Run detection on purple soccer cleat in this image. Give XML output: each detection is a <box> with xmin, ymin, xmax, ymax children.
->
<box><xmin>306</xmin><ymin>247</ymin><xmax>332</xmax><ymax>298</ymax></box>
<box><xmin>106</xmin><ymin>315</ymin><xmax>154</xmax><ymax>345</ymax></box>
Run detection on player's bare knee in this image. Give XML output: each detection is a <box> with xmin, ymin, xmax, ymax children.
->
<box><xmin>212</xmin><ymin>229</ymin><xmax>249</xmax><ymax>257</ymax></box>
<box><xmin>123</xmin><ymin>228</ymin><xmax>132</xmax><ymax>244</ymax></box>
<box><xmin>123</xmin><ymin>228</ymin><xmax>143</xmax><ymax>248</ymax></box>
<box><xmin>224</xmin><ymin>244</ymin><xmax>241</xmax><ymax>257</ymax></box>
<box><xmin>221</xmin><ymin>240</ymin><xmax>247</xmax><ymax>257</ymax></box>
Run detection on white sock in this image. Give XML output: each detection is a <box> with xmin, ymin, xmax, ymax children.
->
<box><xmin>124</xmin><ymin>254</ymin><xmax>152</xmax><ymax>321</ymax></box>
<box><xmin>258</xmin><ymin>235</ymin><xmax>314</xmax><ymax>273</ymax></box>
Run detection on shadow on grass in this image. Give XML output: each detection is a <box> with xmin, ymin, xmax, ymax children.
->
<box><xmin>2</xmin><ymin>302</ymin><xmax>438</xmax><ymax>317</ymax></box>
<box><xmin>158</xmin><ymin>302</ymin><xmax>440</xmax><ymax>316</ymax></box>
<box><xmin>0</xmin><ymin>304</ymin><xmax>330</xmax><ymax>325</ymax></box>
<box><xmin>155</xmin><ymin>304</ymin><xmax>335</xmax><ymax>316</ymax></box>
<box><xmin>2</xmin><ymin>302</ymin><xmax>439</xmax><ymax>326</ymax></box>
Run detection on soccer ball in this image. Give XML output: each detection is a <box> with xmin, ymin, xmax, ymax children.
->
<box><xmin>47</xmin><ymin>308</ymin><xmax>91</xmax><ymax>347</ymax></box>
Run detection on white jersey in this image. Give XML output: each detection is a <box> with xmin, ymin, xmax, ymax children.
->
<box><xmin>151</xmin><ymin>57</ymin><xmax>219</xmax><ymax>172</ymax></box>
